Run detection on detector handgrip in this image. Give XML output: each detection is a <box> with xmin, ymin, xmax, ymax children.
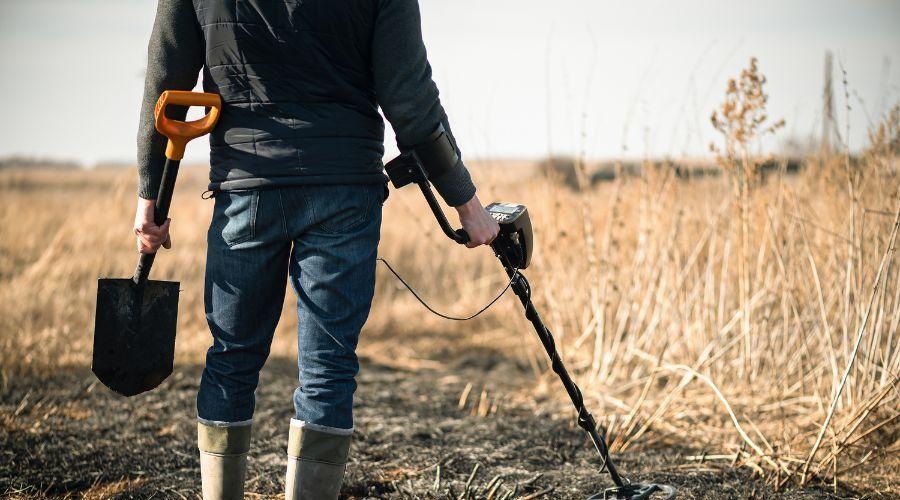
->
<box><xmin>451</xmin><ymin>228</ymin><xmax>470</xmax><ymax>244</ymax></box>
<box><xmin>418</xmin><ymin>182</ymin><xmax>470</xmax><ymax>244</ymax></box>
<box><xmin>154</xmin><ymin>90</ymin><xmax>222</xmax><ymax>161</ymax></box>
<box><xmin>385</xmin><ymin>152</ymin><xmax>469</xmax><ymax>245</ymax></box>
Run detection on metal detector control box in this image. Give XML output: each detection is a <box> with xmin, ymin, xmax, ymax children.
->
<box><xmin>486</xmin><ymin>202</ymin><xmax>533</xmax><ymax>270</ymax></box>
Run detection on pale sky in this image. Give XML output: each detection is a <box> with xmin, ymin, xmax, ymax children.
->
<box><xmin>1</xmin><ymin>0</ymin><xmax>898</xmax><ymax>166</ymax></box>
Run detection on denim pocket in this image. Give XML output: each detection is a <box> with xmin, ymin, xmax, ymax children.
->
<box><xmin>314</xmin><ymin>185</ymin><xmax>378</xmax><ymax>235</ymax></box>
<box><xmin>215</xmin><ymin>191</ymin><xmax>259</xmax><ymax>247</ymax></box>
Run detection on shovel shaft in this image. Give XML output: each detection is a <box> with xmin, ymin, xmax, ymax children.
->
<box><xmin>133</xmin><ymin>91</ymin><xmax>222</xmax><ymax>285</ymax></box>
<box><xmin>133</xmin><ymin>158</ymin><xmax>180</xmax><ymax>285</ymax></box>
<box><xmin>152</xmin><ymin>158</ymin><xmax>180</xmax><ymax>225</ymax></box>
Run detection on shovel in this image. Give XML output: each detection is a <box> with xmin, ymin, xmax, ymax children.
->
<box><xmin>92</xmin><ymin>90</ymin><xmax>222</xmax><ymax>397</ymax></box>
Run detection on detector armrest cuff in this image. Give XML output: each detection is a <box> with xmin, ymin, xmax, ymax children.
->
<box><xmin>407</xmin><ymin>124</ymin><xmax>460</xmax><ymax>180</ymax></box>
<box><xmin>385</xmin><ymin>124</ymin><xmax>476</xmax><ymax>207</ymax></box>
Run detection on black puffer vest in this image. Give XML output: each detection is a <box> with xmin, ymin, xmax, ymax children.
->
<box><xmin>195</xmin><ymin>0</ymin><xmax>388</xmax><ymax>190</ymax></box>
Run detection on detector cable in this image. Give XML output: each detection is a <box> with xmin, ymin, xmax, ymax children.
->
<box><xmin>377</xmin><ymin>257</ymin><xmax>517</xmax><ymax>321</ymax></box>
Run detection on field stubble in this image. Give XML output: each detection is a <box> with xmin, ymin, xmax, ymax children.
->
<box><xmin>0</xmin><ymin>136</ymin><xmax>898</xmax><ymax>496</ymax></box>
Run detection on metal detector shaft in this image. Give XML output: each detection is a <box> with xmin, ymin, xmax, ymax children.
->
<box><xmin>493</xmin><ymin>250</ymin><xmax>626</xmax><ymax>488</ymax></box>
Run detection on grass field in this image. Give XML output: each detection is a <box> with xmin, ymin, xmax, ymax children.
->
<box><xmin>1</xmin><ymin>79</ymin><xmax>898</xmax><ymax>497</ymax></box>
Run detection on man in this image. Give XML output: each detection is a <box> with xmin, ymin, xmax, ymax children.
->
<box><xmin>134</xmin><ymin>1</ymin><xmax>500</xmax><ymax>498</ymax></box>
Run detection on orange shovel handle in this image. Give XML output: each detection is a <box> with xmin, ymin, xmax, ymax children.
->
<box><xmin>153</xmin><ymin>91</ymin><xmax>222</xmax><ymax>160</ymax></box>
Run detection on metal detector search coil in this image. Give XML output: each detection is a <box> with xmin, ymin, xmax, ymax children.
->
<box><xmin>383</xmin><ymin>152</ymin><xmax>676</xmax><ymax>500</ymax></box>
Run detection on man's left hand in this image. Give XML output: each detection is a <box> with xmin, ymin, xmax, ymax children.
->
<box><xmin>133</xmin><ymin>197</ymin><xmax>172</xmax><ymax>254</ymax></box>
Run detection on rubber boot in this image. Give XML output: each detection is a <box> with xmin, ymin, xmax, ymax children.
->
<box><xmin>285</xmin><ymin>420</ymin><xmax>352</xmax><ymax>500</ymax></box>
<box><xmin>198</xmin><ymin>421</ymin><xmax>252</xmax><ymax>500</ymax></box>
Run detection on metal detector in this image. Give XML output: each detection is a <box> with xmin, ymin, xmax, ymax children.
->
<box><xmin>385</xmin><ymin>153</ymin><xmax>676</xmax><ymax>500</ymax></box>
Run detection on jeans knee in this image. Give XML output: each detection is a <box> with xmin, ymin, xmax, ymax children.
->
<box><xmin>206</xmin><ymin>337</ymin><xmax>270</xmax><ymax>373</ymax></box>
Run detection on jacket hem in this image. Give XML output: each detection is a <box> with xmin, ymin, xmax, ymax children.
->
<box><xmin>209</xmin><ymin>172</ymin><xmax>390</xmax><ymax>192</ymax></box>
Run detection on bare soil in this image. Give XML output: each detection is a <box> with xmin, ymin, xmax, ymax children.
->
<box><xmin>2</xmin><ymin>353</ymin><xmax>888</xmax><ymax>500</ymax></box>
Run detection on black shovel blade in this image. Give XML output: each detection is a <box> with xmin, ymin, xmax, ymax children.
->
<box><xmin>92</xmin><ymin>278</ymin><xmax>179</xmax><ymax>397</ymax></box>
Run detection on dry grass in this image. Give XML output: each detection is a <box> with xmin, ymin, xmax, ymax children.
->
<box><xmin>2</xmin><ymin>477</ymin><xmax>147</xmax><ymax>499</ymax></box>
<box><xmin>1</xmin><ymin>81</ymin><xmax>898</xmax><ymax>497</ymax></box>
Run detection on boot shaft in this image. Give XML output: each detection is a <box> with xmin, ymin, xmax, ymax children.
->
<box><xmin>198</xmin><ymin>421</ymin><xmax>251</xmax><ymax>500</ymax></box>
<box><xmin>285</xmin><ymin>420</ymin><xmax>352</xmax><ymax>500</ymax></box>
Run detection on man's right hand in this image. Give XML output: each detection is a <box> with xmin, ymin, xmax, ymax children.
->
<box><xmin>134</xmin><ymin>197</ymin><xmax>172</xmax><ymax>254</ymax></box>
<box><xmin>455</xmin><ymin>194</ymin><xmax>500</xmax><ymax>249</ymax></box>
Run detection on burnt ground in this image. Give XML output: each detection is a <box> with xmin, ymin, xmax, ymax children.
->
<box><xmin>0</xmin><ymin>356</ymin><xmax>891</xmax><ymax>500</ymax></box>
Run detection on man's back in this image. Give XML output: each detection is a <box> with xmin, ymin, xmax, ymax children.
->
<box><xmin>197</xmin><ymin>0</ymin><xmax>385</xmax><ymax>189</ymax></box>
<box><xmin>138</xmin><ymin>0</ymin><xmax>475</xmax><ymax>207</ymax></box>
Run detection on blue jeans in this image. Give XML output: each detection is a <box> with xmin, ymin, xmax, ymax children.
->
<box><xmin>196</xmin><ymin>184</ymin><xmax>385</xmax><ymax>430</ymax></box>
